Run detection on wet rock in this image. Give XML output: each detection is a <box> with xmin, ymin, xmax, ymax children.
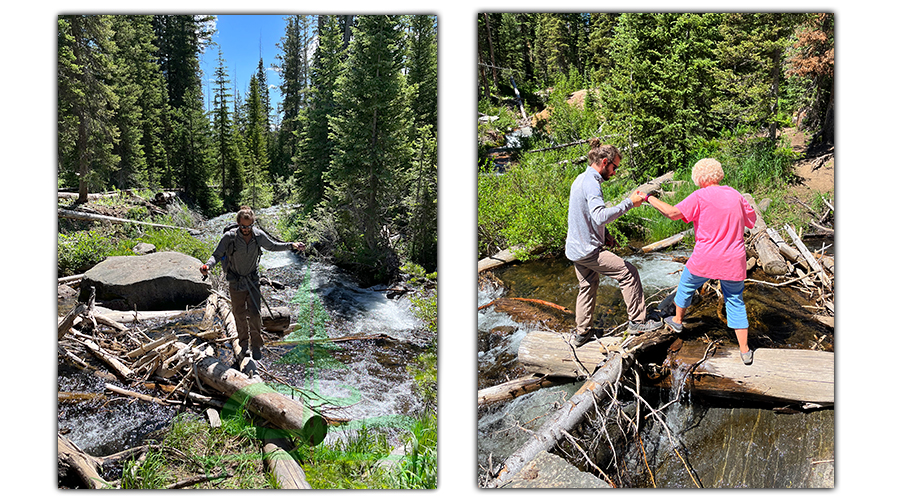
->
<box><xmin>79</xmin><ymin>251</ymin><xmax>210</xmax><ymax>311</ymax></box>
<box><xmin>503</xmin><ymin>451</ymin><xmax>611</xmax><ymax>488</ymax></box>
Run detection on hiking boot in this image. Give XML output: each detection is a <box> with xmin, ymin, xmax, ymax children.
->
<box><xmin>663</xmin><ymin>316</ymin><xmax>683</xmax><ymax>333</ymax></box>
<box><xmin>252</xmin><ymin>346</ymin><xmax>263</xmax><ymax>361</ymax></box>
<box><xmin>572</xmin><ymin>328</ymin><xmax>602</xmax><ymax>348</ymax></box>
<box><xmin>627</xmin><ymin>318</ymin><xmax>664</xmax><ymax>334</ymax></box>
<box><xmin>740</xmin><ymin>349</ymin><xmax>754</xmax><ymax>365</ymax></box>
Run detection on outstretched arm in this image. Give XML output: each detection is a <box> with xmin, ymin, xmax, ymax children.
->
<box><xmin>645</xmin><ymin>194</ymin><xmax>685</xmax><ymax>222</ymax></box>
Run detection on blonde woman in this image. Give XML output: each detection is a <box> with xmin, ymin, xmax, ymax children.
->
<box><xmin>644</xmin><ymin>159</ymin><xmax>758</xmax><ymax>364</ymax></box>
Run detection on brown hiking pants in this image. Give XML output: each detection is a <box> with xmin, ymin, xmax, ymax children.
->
<box><xmin>573</xmin><ymin>250</ymin><xmax>647</xmax><ymax>335</ymax></box>
<box><xmin>229</xmin><ymin>286</ymin><xmax>263</xmax><ymax>359</ymax></box>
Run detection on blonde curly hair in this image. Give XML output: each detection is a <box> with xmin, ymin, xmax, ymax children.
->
<box><xmin>691</xmin><ymin>158</ymin><xmax>725</xmax><ymax>187</ymax></box>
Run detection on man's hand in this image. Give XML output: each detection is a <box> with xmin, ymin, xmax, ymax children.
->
<box><xmin>630</xmin><ymin>190</ymin><xmax>646</xmax><ymax>207</ymax></box>
<box><xmin>292</xmin><ymin>242</ymin><xmax>306</xmax><ymax>252</ymax></box>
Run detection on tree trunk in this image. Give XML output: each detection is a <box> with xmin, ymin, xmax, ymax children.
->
<box><xmin>478</xmin><ymin>375</ymin><xmax>566</xmax><ymax>405</ymax></box>
<box><xmin>486</xmin><ymin>328</ymin><xmax>675</xmax><ymax>488</ymax></box>
<box><xmin>190</xmin><ymin>349</ymin><xmax>327</xmax><ymax>446</ymax></box>
<box><xmin>743</xmin><ymin>193</ymin><xmax>788</xmax><ymax>276</ymax></box>
<box><xmin>517</xmin><ymin>331</ymin><xmax>615</xmax><ymax>378</ymax></box>
<box><xmin>58</xmin><ymin>433</ymin><xmax>106</xmax><ymax>489</ymax></box>
<box><xmin>485</xmin><ymin>354</ymin><xmax>623</xmax><ymax>488</ymax></box>
<box><xmin>648</xmin><ymin>343</ymin><xmax>833</xmax><ymax>407</ymax></box>
<box><xmin>478</xmin><ymin>246</ymin><xmax>523</xmax><ymax>273</ymax></box>
<box><xmin>263</xmin><ymin>438</ymin><xmax>312</xmax><ymax>489</ymax></box>
<box><xmin>58</xmin><ymin>208</ymin><xmax>200</xmax><ymax>235</ymax></box>
<box><xmin>641</xmin><ymin>229</ymin><xmax>692</xmax><ymax>253</ymax></box>
<box><xmin>784</xmin><ymin>224</ymin><xmax>832</xmax><ymax>290</ymax></box>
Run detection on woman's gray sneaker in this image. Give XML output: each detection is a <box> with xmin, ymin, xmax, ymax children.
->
<box><xmin>740</xmin><ymin>349</ymin><xmax>754</xmax><ymax>365</ymax></box>
<box><xmin>663</xmin><ymin>316</ymin><xmax>683</xmax><ymax>333</ymax></box>
<box><xmin>626</xmin><ymin>318</ymin><xmax>663</xmax><ymax>334</ymax></box>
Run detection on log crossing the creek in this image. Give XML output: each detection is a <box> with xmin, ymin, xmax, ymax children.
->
<box><xmin>517</xmin><ymin>331</ymin><xmax>833</xmax><ymax>407</ymax></box>
<box><xmin>648</xmin><ymin>342</ymin><xmax>834</xmax><ymax>407</ymax></box>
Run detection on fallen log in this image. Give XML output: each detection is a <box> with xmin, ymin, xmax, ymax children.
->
<box><xmin>766</xmin><ymin>227</ymin><xmax>803</xmax><ymax>264</ymax></box>
<box><xmin>189</xmin><ymin>350</ymin><xmax>327</xmax><ymax>446</ymax></box>
<box><xmin>743</xmin><ymin>194</ymin><xmax>788</xmax><ymax>276</ymax></box>
<box><xmin>784</xmin><ymin>225</ymin><xmax>832</xmax><ymax>290</ymax></box>
<box><xmin>79</xmin><ymin>338</ymin><xmax>134</xmax><ymax>380</ymax></box>
<box><xmin>486</xmin><ymin>327</ymin><xmax>675</xmax><ymax>488</ymax></box>
<box><xmin>641</xmin><ymin>228</ymin><xmax>692</xmax><ymax>253</ymax></box>
<box><xmin>58</xmin><ymin>302</ymin><xmax>88</xmax><ymax>340</ymax></box>
<box><xmin>58</xmin><ymin>208</ymin><xmax>200</xmax><ymax>235</ymax></box>
<box><xmin>631</xmin><ymin>171</ymin><xmax>674</xmax><ymax>198</ymax></box>
<box><xmin>517</xmin><ymin>331</ymin><xmax>618</xmax><ymax>378</ymax></box>
<box><xmin>93</xmin><ymin>305</ymin><xmax>289</xmax><ymax>333</ymax></box>
<box><xmin>105</xmin><ymin>383</ymin><xmax>171</xmax><ymax>405</ymax></box>
<box><xmin>486</xmin><ymin>354</ymin><xmax>624</xmax><ymax>488</ymax></box>
<box><xmin>648</xmin><ymin>343</ymin><xmax>834</xmax><ymax>407</ymax></box>
<box><xmin>478</xmin><ymin>375</ymin><xmax>567</xmax><ymax>405</ymax></box>
<box><xmin>58</xmin><ymin>433</ymin><xmax>107</xmax><ymax>489</ymax></box>
<box><xmin>478</xmin><ymin>247</ymin><xmax>523</xmax><ymax>273</ymax></box>
<box><xmin>263</xmin><ymin>438</ymin><xmax>312</xmax><ymax>489</ymax></box>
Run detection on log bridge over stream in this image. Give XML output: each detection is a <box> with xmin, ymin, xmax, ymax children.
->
<box><xmin>479</xmin><ymin>329</ymin><xmax>833</xmax><ymax>488</ymax></box>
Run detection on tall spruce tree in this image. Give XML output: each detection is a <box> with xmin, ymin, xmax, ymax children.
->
<box><xmin>244</xmin><ymin>74</ymin><xmax>270</xmax><ymax>208</ymax></box>
<box><xmin>58</xmin><ymin>15</ymin><xmax>120</xmax><ymax>203</ymax></box>
<box><xmin>327</xmin><ymin>15</ymin><xmax>412</xmax><ymax>283</ymax></box>
<box><xmin>273</xmin><ymin>15</ymin><xmax>314</xmax><ymax>184</ymax></box>
<box><xmin>406</xmin><ymin>15</ymin><xmax>438</xmax><ymax>132</ymax></box>
<box><xmin>402</xmin><ymin>15</ymin><xmax>438</xmax><ymax>271</ymax></box>
<box><xmin>602</xmin><ymin>13</ymin><xmax>720</xmax><ymax>176</ymax></box>
<box><xmin>153</xmin><ymin>14</ymin><xmax>217</xmax><ymax>210</ymax></box>
<box><xmin>212</xmin><ymin>48</ymin><xmax>245</xmax><ymax>208</ymax></box>
<box><xmin>296</xmin><ymin>15</ymin><xmax>345</xmax><ymax>212</ymax></box>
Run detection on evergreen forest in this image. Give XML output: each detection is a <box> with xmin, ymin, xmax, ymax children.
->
<box><xmin>58</xmin><ymin>15</ymin><xmax>438</xmax><ymax>283</ymax></box>
<box><xmin>477</xmin><ymin>12</ymin><xmax>834</xmax><ymax>257</ymax></box>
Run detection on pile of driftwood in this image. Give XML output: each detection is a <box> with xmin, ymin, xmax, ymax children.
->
<box><xmin>57</xmin><ymin>287</ymin><xmax>326</xmax><ymax>489</ymax></box>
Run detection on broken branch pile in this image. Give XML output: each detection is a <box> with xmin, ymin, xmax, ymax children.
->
<box><xmin>57</xmin><ymin>290</ymin><xmax>327</xmax><ymax>489</ymax></box>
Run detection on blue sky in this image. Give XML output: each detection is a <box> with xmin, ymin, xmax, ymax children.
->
<box><xmin>199</xmin><ymin>15</ymin><xmax>290</xmax><ymax>119</ymax></box>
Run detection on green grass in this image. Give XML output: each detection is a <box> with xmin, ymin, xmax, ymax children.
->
<box><xmin>478</xmin><ymin>108</ymin><xmax>816</xmax><ymax>256</ymax></box>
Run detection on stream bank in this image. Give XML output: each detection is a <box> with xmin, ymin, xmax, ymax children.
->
<box><xmin>57</xmin><ymin>200</ymin><xmax>437</xmax><ymax>488</ymax></box>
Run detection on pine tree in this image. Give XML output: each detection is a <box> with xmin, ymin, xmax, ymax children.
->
<box><xmin>273</xmin><ymin>15</ymin><xmax>314</xmax><ymax>185</ymax></box>
<box><xmin>296</xmin><ymin>15</ymin><xmax>345</xmax><ymax>212</ymax></box>
<box><xmin>244</xmin><ymin>73</ymin><xmax>270</xmax><ymax>208</ymax></box>
<box><xmin>403</xmin><ymin>16</ymin><xmax>438</xmax><ymax>271</ymax></box>
<box><xmin>785</xmin><ymin>13</ymin><xmax>834</xmax><ymax>144</ymax></box>
<box><xmin>58</xmin><ymin>15</ymin><xmax>120</xmax><ymax>203</ymax></box>
<box><xmin>714</xmin><ymin>13</ymin><xmax>798</xmax><ymax>141</ymax></box>
<box><xmin>153</xmin><ymin>14</ymin><xmax>218</xmax><ymax>211</ymax></box>
<box><xmin>212</xmin><ymin>48</ymin><xmax>245</xmax><ymax>208</ymax></box>
<box><xmin>602</xmin><ymin>13</ymin><xmax>720</xmax><ymax>176</ymax></box>
<box><xmin>328</xmin><ymin>15</ymin><xmax>412</xmax><ymax>283</ymax></box>
<box><xmin>406</xmin><ymin>15</ymin><xmax>438</xmax><ymax>132</ymax></box>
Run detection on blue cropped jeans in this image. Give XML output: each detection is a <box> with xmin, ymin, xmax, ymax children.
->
<box><xmin>674</xmin><ymin>267</ymin><xmax>749</xmax><ymax>329</ymax></box>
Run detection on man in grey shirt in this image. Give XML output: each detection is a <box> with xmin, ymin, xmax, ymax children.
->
<box><xmin>565</xmin><ymin>141</ymin><xmax>662</xmax><ymax>347</ymax></box>
<box><xmin>201</xmin><ymin>206</ymin><xmax>304</xmax><ymax>363</ymax></box>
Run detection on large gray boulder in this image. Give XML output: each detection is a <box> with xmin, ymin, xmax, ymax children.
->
<box><xmin>80</xmin><ymin>251</ymin><xmax>210</xmax><ymax>311</ymax></box>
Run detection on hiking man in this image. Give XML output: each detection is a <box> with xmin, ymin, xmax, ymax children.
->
<box><xmin>565</xmin><ymin>140</ymin><xmax>662</xmax><ymax>347</ymax></box>
<box><xmin>200</xmin><ymin>206</ymin><xmax>304</xmax><ymax>362</ymax></box>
